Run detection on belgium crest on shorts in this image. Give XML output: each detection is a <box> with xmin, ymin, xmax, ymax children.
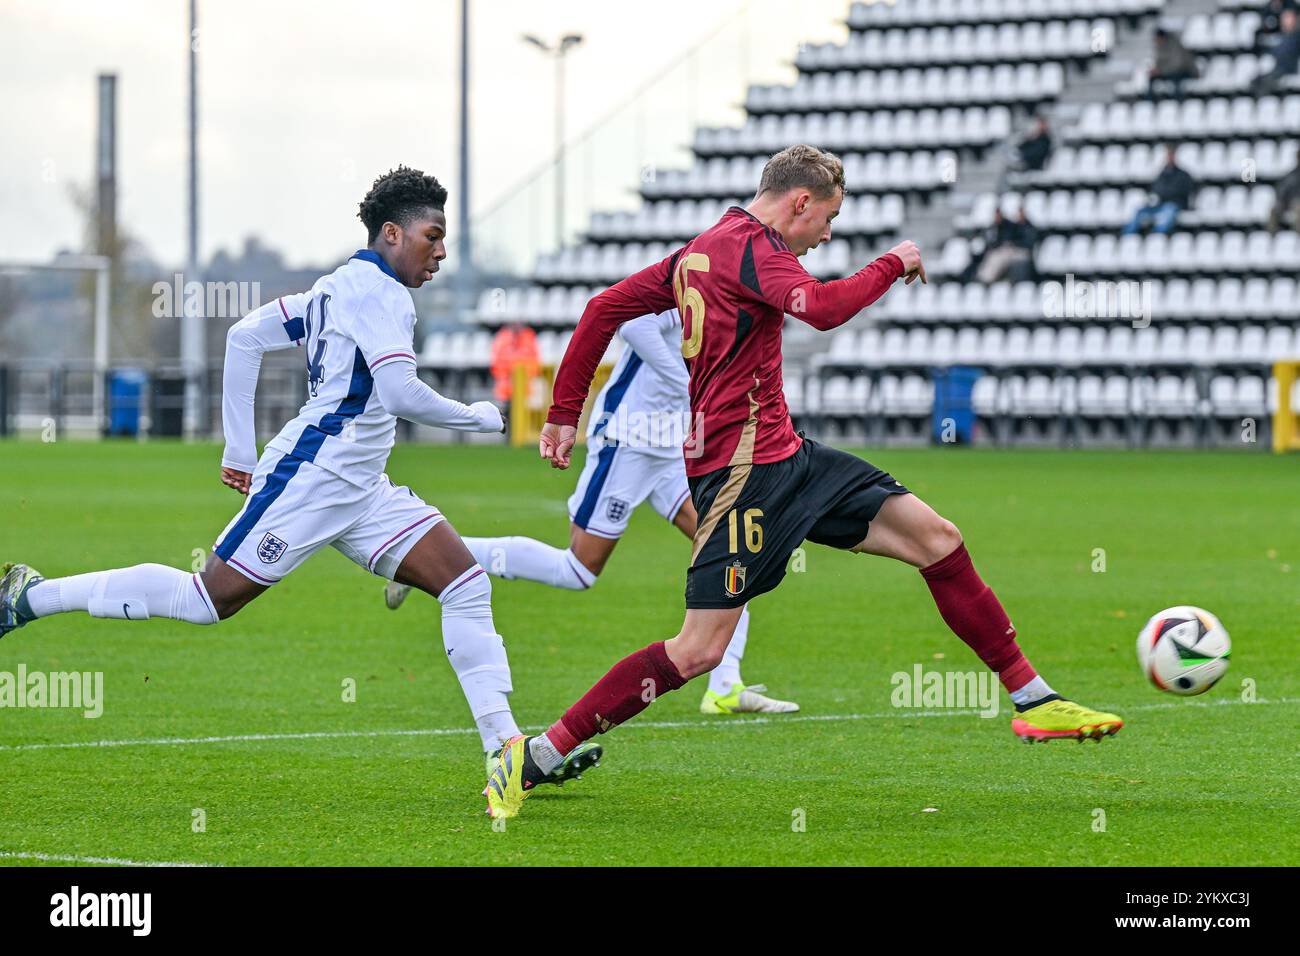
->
<box><xmin>724</xmin><ymin>559</ymin><xmax>747</xmax><ymax>596</ymax></box>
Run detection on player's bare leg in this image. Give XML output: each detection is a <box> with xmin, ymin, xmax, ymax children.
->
<box><xmin>671</xmin><ymin>501</ymin><xmax>797</xmax><ymax>714</ymax></box>
<box><xmin>567</xmin><ymin>525</ymin><xmax>619</xmax><ymax>577</ymax></box>
<box><xmin>664</xmin><ymin>606</ymin><xmax>748</xmax><ymax>679</ymax></box>
<box><xmin>851</xmin><ymin>493</ymin><xmax>1122</xmax><ymax>742</ymax></box>
<box><xmin>385</xmin><ymin>522</ymin><xmax>612</xmax><ymax>609</ymax></box>
<box><xmin>848</xmin><ymin>492</ymin><xmax>962</xmax><ymax>569</ymax></box>
<box><xmin>486</xmin><ymin>605</ymin><xmax>742</xmax><ymax>819</ymax></box>
<box><xmin>389</xmin><ymin>522</ymin><xmax>612</xmax><ymax>610</ymax></box>
<box><xmin>391</xmin><ymin>519</ymin><xmax>480</xmax><ymax>593</ymax></box>
<box><xmin>201</xmin><ymin>554</ymin><xmax>269</xmax><ymax>618</ymax></box>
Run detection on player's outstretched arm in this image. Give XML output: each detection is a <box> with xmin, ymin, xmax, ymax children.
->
<box><xmin>220</xmin><ymin>295</ymin><xmax>309</xmax><ymax>491</ymax></box>
<box><xmin>786</xmin><ymin>241</ymin><xmax>924</xmax><ymax>332</ymax></box>
<box><xmin>545</xmin><ymin>248</ymin><xmax>684</xmax><ymax>449</ymax></box>
<box><xmin>371</xmin><ymin>360</ymin><xmax>504</xmax><ymax>434</ymax></box>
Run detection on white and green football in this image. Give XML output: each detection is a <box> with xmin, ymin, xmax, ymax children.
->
<box><xmin>1136</xmin><ymin>606</ymin><xmax>1231</xmax><ymax>696</ymax></box>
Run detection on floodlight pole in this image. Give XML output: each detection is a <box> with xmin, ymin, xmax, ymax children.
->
<box><xmin>182</xmin><ymin>0</ymin><xmax>204</xmax><ymax>438</ymax></box>
<box><xmin>94</xmin><ymin>264</ymin><xmax>110</xmax><ymax>424</ymax></box>
<box><xmin>457</xmin><ymin>0</ymin><xmax>475</xmax><ymax>318</ymax></box>
<box><xmin>95</xmin><ymin>73</ymin><xmax>117</xmax><ymax>433</ymax></box>
<box><xmin>554</xmin><ymin>51</ymin><xmax>565</xmax><ymax>248</ymax></box>
<box><xmin>522</xmin><ymin>33</ymin><xmax>584</xmax><ymax>250</ymax></box>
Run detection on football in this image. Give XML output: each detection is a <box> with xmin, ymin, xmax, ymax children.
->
<box><xmin>1136</xmin><ymin>606</ymin><xmax>1232</xmax><ymax>696</ymax></box>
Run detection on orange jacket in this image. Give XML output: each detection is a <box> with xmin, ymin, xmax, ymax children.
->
<box><xmin>490</xmin><ymin>326</ymin><xmax>540</xmax><ymax>401</ymax></box>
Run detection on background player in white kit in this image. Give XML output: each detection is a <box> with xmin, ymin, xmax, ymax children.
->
<box><xmin>0</xmin><ymin>167</ymin><xmax>601</xmax><ymax>784</ymax></box>
<box><xmin>386</xmin><ymin>309</ymin><xmax>798</xmax><ymax>715</ymax></box>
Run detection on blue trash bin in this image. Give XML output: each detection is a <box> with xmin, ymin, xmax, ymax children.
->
<box><xmin>931</xmin><ymin>366</ymin><xmax>982</xmax><ymax>445</ymax></box>
<box><xmin>108</xmin><ymin>368</ymin><xmax>148</xmax><ymax>437</ymax></box>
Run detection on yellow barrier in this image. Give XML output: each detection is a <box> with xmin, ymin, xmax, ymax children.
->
<box><xmin>1274</xmin><ymin>360</ymin><xmax>1300</xmax><ymax>453</ymax></box>
<box><xmin>510</xmin><ymin>362</ymin><xmax>613</xmax><ymax>448</ymax></box>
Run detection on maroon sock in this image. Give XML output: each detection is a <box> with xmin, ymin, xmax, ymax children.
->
<box><xmin>919</xmin><ymin>543</ymin><xmax>1037</xmax><ymax>693</ymax></box>
<box><xmin>546</xmin><ymin>641</ymin><xmax>687</xmax><ymax>755</ymax></box>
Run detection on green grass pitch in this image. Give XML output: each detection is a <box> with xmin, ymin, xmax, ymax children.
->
<box><xmin>1</xmin><ymin>440</ymin><xmax>1297</xmax><ymax>866</ymax></box>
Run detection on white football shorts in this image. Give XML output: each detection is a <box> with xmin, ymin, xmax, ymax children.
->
<box><xmin>566</xmin><ymin>441</ymin><xmax>690</xmax><ymax>540</ymax></box>
<box><xmin>213</xmin><ymin>452</ymin><xmax>443</xmax><ymax>585</ymax></box>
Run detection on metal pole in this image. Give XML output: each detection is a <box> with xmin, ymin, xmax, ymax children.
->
<box><xmin>457</xmin><ymin>0</ymin><xmax>474</xmax><ymax>318</ymax></box>
<box><xmin>95</xmin><ymin>75</ymin><xmax>117</xmax><ymax>274</ymax></box>
<box><xmin>188</xmin><ymin>0</ymin><xmax>198</xmax><ymax>280</ymax></box>
<box><xmin>95</xmin><ymin>74</ymin><xmax>117</xmax><ymax>434</ymax></box>
<box><xmin>555</xmin><ymin>52</ymin><xmax>565</xmax><ymax>249</ymax></box>
<box><xmin>182</xmin><ymin>0</ymin><xmax>203</xmax><ymax>438</ymax></box>
<box><xmin>522</xmin><ymin>34</ymin><xmax>580</xmax><ymax>255</ymax></box>
<box><xmin>94</xmin><ymin>265</ymin><xmax>110</xmax><ymax>432</ymax></box>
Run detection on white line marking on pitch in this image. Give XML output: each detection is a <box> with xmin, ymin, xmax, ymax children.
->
<box><xmin>1</xmin><ymin>696</ymin><xmax>1292</xmax><ymax>754</ymax></box>
<box><xmin>0</xmin><ymin>726</ymin><xmax>473</xmax><ymax>753</ymax></box>
<box><xmin>0</xmin><ymin>851</ymin><xmax>211</xmax><ymax>867</ymax></box>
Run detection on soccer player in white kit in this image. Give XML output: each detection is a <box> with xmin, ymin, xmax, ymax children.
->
<box><xmin>0</xmin><ymin>167</ymin><xmax>601</xmax><ymax>784</ymax></box>
<box><xmin>386</xmin><ymin>308</ymin><xmax>798</xmax><ymax>714</ymax></box>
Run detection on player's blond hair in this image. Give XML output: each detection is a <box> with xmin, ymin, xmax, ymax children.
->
<box><xmin>756</xmin><ymin>145</ymin><xmax>846</xmax><ymax>200</ymax></box>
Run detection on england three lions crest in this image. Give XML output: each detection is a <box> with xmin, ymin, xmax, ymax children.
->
<box><xmin>257</xmin><ymin>532</ymin><xmax>288</xmax><ymax>564</ymax></box>
<box><xmin>724</xmin><ymin>559</ymin><xmax>746</xmax><ymax>596</ymax></box>
<box><xmin>606</xmin><ymin>498</ymin><xmax>630</xmax><ymax>523</ymax></box>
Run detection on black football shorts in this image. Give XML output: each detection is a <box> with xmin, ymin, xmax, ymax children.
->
<box><xmin>684</xmin><ymin>437</ymin><xmax>909</xmax><ymax>609</ymax></box>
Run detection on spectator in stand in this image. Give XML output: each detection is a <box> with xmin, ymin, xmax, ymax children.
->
<box><xmin>1267</xmin><ymin>146</ymin><xmax>1300</xmax><ymax>233</ymax></box>
<box><xmin>1012</xmin><ymin>116</ymin><xmax>1053</xmax><ymax>174</ymax></box>
<box><xmin>1254</xmin><ymin>0</ymin><xmax>1299</xmax><ymax>53</ymax></box>
<box><xmin>1251</xmin><ymin>9</ymin><xmax>1300</xmax><ymax>93</ymax></box>
<box><xmin>1122</xmin><ymin>146</ymin><xmax>1196</xmax><ymax>235</ymax></box>
<box><xmin>966</xmin><ymin>207</ymin><xmax>1039</xmax><ymax>284</ymax></box>
<box><xmin>489</xmin><ymin>321</ymin><xmax>540</xmax><ymax>418</ymax></box>
<box><xmin>1147</xmin><ymin>27</ymin><xmax>1200</xmax><ymax>100</ymax></box>
<box><xmin>998</xmin><ymin>117</ymin><xmax>1054</xmax><ymax>192</ymax></box>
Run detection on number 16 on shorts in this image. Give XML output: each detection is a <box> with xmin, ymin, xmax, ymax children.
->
<box><xmin>725</xmin><ymin>508</ymin><xmax>763</xmax><ymax>596</ymax></box>
<box><xmin>727</xmin><ymin>508</ymin><xmax>764</xmax><ymax>554</ymax></box>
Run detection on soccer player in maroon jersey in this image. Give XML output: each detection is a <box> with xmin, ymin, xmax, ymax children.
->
<box><xmin>485</xmin><ymin>145</ymin><xmax>1123</xmax><ymax>819</ymax></box>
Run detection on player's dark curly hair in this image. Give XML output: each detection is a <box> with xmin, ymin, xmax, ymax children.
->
<box><xmin>357</xmin><ymin>166</ymin><xmax>448</xmax><ymax>242</ymax></box>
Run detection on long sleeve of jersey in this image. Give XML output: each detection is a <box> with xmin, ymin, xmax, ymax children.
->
<box><xmin>371</xmin><ymin>360</ymin><xmax>504</xmax><ymax>434</ymax></box>
<box><xmin>547</xmin><ymin>248</ymin><xmax>683</xmax><ymax>427</ymax></box>
<box><xmin>754</xmin><ymin>250</ymin><xmax>906</xmax><ymax>332</ymax></box>
<box><xmin>221</xmin><ymin>295</ymin><xmax>309</xmax><ymax>473</ymax></box>
<box><xmin>618</xmin><ymin>310</ymin><xmax>689</xmax><ymax>393</ymax></box>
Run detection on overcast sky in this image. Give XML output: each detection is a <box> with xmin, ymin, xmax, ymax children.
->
<box><xmin>1</xmin><ymin>0</ymin><xmax>849</xmax><ymax>270</ymax></box>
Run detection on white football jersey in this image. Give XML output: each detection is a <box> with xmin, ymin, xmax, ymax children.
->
<box><xmin>586</xmin><ymin>309</ymin><xmax>690</xmax><ymax>458</ymax></box>
<box><xmin>264</xmin><ymin>251</ymin><xmax>418</xmax><ymax>487</ymax></box>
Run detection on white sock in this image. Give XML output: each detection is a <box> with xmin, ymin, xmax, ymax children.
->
<box><xmin>1009</xmin><ymin>675</ymin><xmax>1056</xmax><ymax>707</ymax></box>
<box><xmin>476</xmin><ymin>712</ymin><xmax>522</xmax><ymax>754</ymax></box>
<box><xmin>438</xmin><ymin>565</ymin><xmax>521</xmax><ymax>752</ymax></box>
<box><xmin>25</xmin><ymin>565</ymin><xmax>219</xmax><ymax>625</ymax></box>
<box><xmin>462</xmin><ymin>536</ymin><xmax>596</xmax><ymax>590</ymax></box>
<box><xmin>529</xmin><ymin>733</ymin><xmax>565</xmax><ymax>776</ymax></box>
<box><xmin>707</xmin><ymin>604</ymin><xmax>749</xmax><ymax>696</ymax></box>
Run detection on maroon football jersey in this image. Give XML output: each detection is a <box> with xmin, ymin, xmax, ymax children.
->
<box><xmin>548</xmin><ymin>206</ymin><xmax>904</xmax><ymax>477</ymax></box>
